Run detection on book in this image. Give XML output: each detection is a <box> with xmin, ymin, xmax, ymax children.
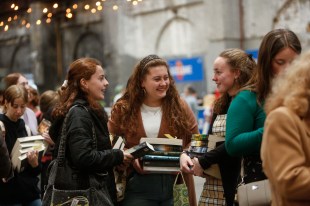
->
<box><xmin>143</xmin><ymin>165</ymin><xmax>180</xmax><ymax>173</ymax></box>
<box><xmin>10</xmin><ymin>135</ymin><xmax>47</xmax><ymax>173</ymax></box>
<box><xmin>142</xmin><ymin>155</ymin><xmax>180</xmax><ymax>162</ymax></box>
<box><xmin>38</xmin><ymin>119</ymin><xmax>51</xmax><ymax>134</ymax></box>
<box><xmin>203</xmin><ymin>164</ymin><xmax>222</xmax><ymax>179</ymax></box>
<box><xmin>149</xmin><ymin>151</ymin><xmax>182</xmax><ymax>156</ymax></box>
<box><xmin>126</xmin><ymin>141</ymin><xmax>155</xmax><ymax>159</ymax></box>
<box><xmin>13</xmin><ymin>145</ymin><xmax>45</xmax><ymax>173</ymax></box>
<box><xmin>140</xmin><ymin>137</ymin><xmax>182</xmax><ymax>146</ymax></box>
<box><xmin>143</xmin><ymin>160</ymin><xmax>179</xmax><ymax>167</ymax></box>
<box><xmin>112</xmin><ymin>136</ymin><xmax>125</xmax><ymax>150</ymax></box>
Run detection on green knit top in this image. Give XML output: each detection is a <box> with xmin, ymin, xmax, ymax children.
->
<box><xmin>225</xmin><ymin>90</ymin><xmax>266</xmax><ymax>156</ymax></box>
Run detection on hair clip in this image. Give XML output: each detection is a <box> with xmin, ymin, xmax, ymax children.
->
<box><xmin>62</xmin><ymin>80</ymin><xmax>68</xmax><ymax>88</ymax></box>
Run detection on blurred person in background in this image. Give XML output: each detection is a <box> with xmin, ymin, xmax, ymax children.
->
<box><xmin>38</xmin><ymin>90</ymin><xmax>59</xmax><ymax>197</ymax></box>
<box><xmin>3</xmin><ymin>73</ymin><xmax>38</xmax><ymax>135</ymax></box>
<box><xmin>182</xmin><ymin>85</ymin><xmax>198</xmax><ymax>117</ymax></box>
<box><xmin>0</xmin><ymin>85</ymin><xmax>41</xmax><ymax>206</ymax></box>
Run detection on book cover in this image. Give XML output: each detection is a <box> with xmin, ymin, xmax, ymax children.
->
<box><xmin>152</xmin><ymin>144</ymin><xmax>183</xmax><ymax>152</ymax></box>
<box><xmin>140</xmin><ymin>137</ymin><xmax>182</xmax><ymax>146</ymax></box>
<box><xmin>203</xmin><ymin>164</ymin><xmax>222</xmax><ymax>179</ymax></box>
<box><xmin>112</xmin><ymin>136</ymin><xmax>125</xmax><ymax>150</ymax></box>
<box><xmin>126</xmin><ymin>141</ymin><xmax>154</xmax><ymax>159</ymax></box>
<box><xmin>38</xmin><ymin>119</ymin><xmax>51</xmax><ymax>134</ymax></box>
<box><xmin>143</xmin><ymin>160</ymin><xmax>179</xmax><ymax>167</ymax></box>
<box><xmin>149</xmin><ymin>151</ymin><xmax>182</xmax><ymax>156</ymax></box>
<box><xmin>143</xmin><ymin>165</ymin><xmax>180</xmax><ymax>173</ymax></box>
<box><xmin>142</xmin><ymin>155</ymin><xmax>180</xmax><ymax>162</ymax></box>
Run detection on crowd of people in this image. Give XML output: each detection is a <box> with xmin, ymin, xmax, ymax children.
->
<box><xmin>0</xmin><ymin>27</ymin><xmax>309</xmax><ymax>206</ymax></box>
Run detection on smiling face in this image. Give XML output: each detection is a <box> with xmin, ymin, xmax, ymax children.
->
<box><xmin>81</xmin><ymin>66</ymin><xmax>109</xmax><ymax>101</ymax></box>
<box><xmin>272</xmin><ymin>47</ymin><xmax>298</xmax><ymax>75</ymax></box>
<box><xmin>5</xmin><ymin>97</ymin><xmax>27</xmax><ymax>122</ymax></box>
<box><xmin>141</xmin><ymin>65</ymin><xmax>170</xmax><ymax>106</ymax></box>
<box><xmin>212</xmin><ymin>57</ymin><xmax>239</xmax><ymax>96</ymax></box>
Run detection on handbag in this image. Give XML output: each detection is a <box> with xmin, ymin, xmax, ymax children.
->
<box><xmin>173</xmin><ymin>172</ymin><xmax>189</xmax><ymax>206</ymax></box>
<box><xmin>42</xmin><ymin>105</ymin><xmax>114</xmax><ymax>206</ymax></box>
<box><xmin>237</xmin><ymin>157</ymin><xmax>271</xmax><ymax>206</ymax></box>
<box><xmin>237</xmin><ymin>179</ymin><xmax>271</xmax><ymax>206</ymax></box>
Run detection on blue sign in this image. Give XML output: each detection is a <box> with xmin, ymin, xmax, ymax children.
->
<box><xmin>246</xmin><ymin>49</ymin><xmax>259</xmax><ymax>62</ymax></box>
<box><xmin>168</xmin><ymin>57</ymin><xmax>204</xmax><ymax>82</ymax></box>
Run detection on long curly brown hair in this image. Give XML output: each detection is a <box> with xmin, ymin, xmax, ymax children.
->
<box><xmin>110</xmin><ymin>55</ymin><xmax>192</xmax><ymax>138</ymax></box>
<box><xmin>52</xmin><ymin>58</ymin><xmax>105</xmax><ymax>119</ymax></box>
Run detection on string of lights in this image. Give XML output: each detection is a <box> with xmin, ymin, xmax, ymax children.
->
<box><xmin>0</xmin><ymin>0</ymin><xmax>144</xmax><ymax>32</ymax></box>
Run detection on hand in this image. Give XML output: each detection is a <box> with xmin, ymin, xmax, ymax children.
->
<box><xmin>27</xmin><ymin>150</ymin><xmax>39</xmax><ymax>168</ymax></box>
<box><xmin>132</xmin><ymin>158</ymin><xmax>148</xmax><ymax>174</ymax></box>
<box><xmin>180</xmin><ymin>153</ymin><xmax>194</xmax><ymax>174</ymax></box>
<box><xmin>42</xmin><ymin>132</ymin><xmax>54</xmax><ymax>146</ymax></box>
<box><xmin>192</xmin><ymin>157</ymin><xmax>206</xmax><ymax>177</ymax></box>
<box><xmin>122</xmin><ymin>151</ymin><xmax>134</xmax><ymax>167</ymax></box>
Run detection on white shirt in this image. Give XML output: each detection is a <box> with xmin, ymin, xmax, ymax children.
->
<box><xmin>141</xmin><ymin>104</ymin><xmax>162</xmax><ymax>138</ymax></box>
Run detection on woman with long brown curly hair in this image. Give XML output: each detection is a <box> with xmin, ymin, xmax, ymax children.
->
<box><xmin>108</xmin><ymin>54</ymin><xmax>198</xmax><ymax>206</ymax></box>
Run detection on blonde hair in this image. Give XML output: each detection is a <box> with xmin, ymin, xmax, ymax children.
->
<box><xmin>265</xmin><ymin>50</ymin><xmax>310</xmax><ymax>117</ymax></box>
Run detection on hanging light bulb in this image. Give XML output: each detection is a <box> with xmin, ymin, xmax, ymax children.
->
<box><xmin>97</xmin><ymin>5</ymin><xmax>103</xmax><ymax>11</ymax></box>
<box><xmin>72</xmin><ymin>4</ymin><xmax>78</xmax><ymax>9</ymax></box>
<box><xmin>66</xmin><ymin>13</ymin><xmax>73</xmax><ymax>18</ymax></box>
<box><xmin>14</xmin><ymin>6</ymin><xmax>19</xmax><ymax>10</ymax></box>
<box><xmin>47</xmin><ymin>13</ymin><xmax>53</xmax><ymax>18</ymax></box>
<box><xmin>132</xmin><ymin>1</ymin><xmax>138</xmax><ymax>5</ymax></box>
<box><xmin>113</xmin><ymin>5</ymin><xmax>118</xmax><ymax>10</ymax></box>
<box><xmin>0</xmin><ymin>21</ymin><xmax>3</xmax><ymax>27</ymax></box>
<box><xmin>96</xmin><ymin>2</ymin><xmax>101</xmax><ymax>6</ymax></box>
<box><xmin>26</xmin><ymin>23</ymin><xmax>31</xmax><ymax>29</ymax></box>
<box><xmin>46</xmin><ymin>18</ymin><xmax>51</xmax><ymax>24</ymax></box>
<box><xmin>27</xmin><ymin>8</ymin><xmax>32</xmax><ymax>13</ymax></box>
<box><xmin>84</xmin><ymin>4</ymin><xmax>90</xmax><ymax>10</ymax></box>
<box><xmin>8</xmin><ymin>17</ymin><xmax>12</xmax><ymax>22</ymax></box>
<box><xmin>4</xmin><ymin>25</ymin><xmax>9</xmax><ymax>31</ymax></box>
<box><xmin>53</xmin><ymin>3</ymin><xmax>58</xmax><ymax>9</ymax></box>
<box><xmin>43</xmin><ymin>8</ymin><xmax>48</xmax><ymax>13</ymax></box>
<box><xmin>13</xmin><ymin>15</ymin><xmax>18</xmax><ymax>20</ymax></box>
<box><xmin>11</xmin><ymin>4</ymin><xmax>15</xmax><ymax>9</ymax></box>
<box><xmin>66</xmin><ymin>8</ymin><xmax>71</xmax><ymax>13</ymax></box>
<box><xmin>36</xmin><ymin>20</ymin><xmax>41</xmax><ymax>25</ymax></box>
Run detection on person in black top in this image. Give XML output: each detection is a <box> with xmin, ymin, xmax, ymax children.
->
<box><xmin>49</xmin><ymin>57</ymin><xmax>133</xmax><ymax>205</ymax></box>
<box><xmin>0</xmin><ymin>85</ymin><xmax>41</xmax><ymax>205</ymax></box>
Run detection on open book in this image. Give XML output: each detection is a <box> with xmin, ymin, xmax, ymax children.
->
<box><xmin>10</xmin><ymin>135</ymin><xmax>47</xmax><ymax>172</ymax></box>
<box><xmin>126</xmin><ymin>141</ymin><xmax>155</xmax><ymax>159</ymax></box>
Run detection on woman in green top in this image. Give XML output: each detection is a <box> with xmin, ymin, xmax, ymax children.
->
<box><xmin>225</xmin><ymin>29</ymin><xmax>302</xmax><ymax>183</ymax></box>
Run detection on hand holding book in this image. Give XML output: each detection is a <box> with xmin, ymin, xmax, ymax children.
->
<box><xmin>27</xmin><ymin>150</ymin><xmax>39</xmax><ymax>168</ymax></box>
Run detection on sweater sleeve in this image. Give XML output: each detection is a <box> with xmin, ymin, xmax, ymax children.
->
<box><xmin>225</xmin><ymin>91</ymin><xmax>265</xmax><ymax>156</ymax></box>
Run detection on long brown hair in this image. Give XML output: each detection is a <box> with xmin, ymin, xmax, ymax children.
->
<box><xmin>111</xmin><ymin>54</ymin><xmax>191</xmax><ymax>138</ymax></box>
<box><xmin>52</xmin><ymin>58</ymin><xmax>105</xmax><ymax>118</ymax></box>
<box><xmin>243</xmin><ymin>29</ymin><xmax>301</xmax><ymax>104</ymax></box>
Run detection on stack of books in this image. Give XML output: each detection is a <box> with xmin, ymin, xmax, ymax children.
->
<box><xmin>10</xmin><ymin>135</ymin><xmax>47</xmax><ymax>173</ymax></box>
<box><xmin>188</xmin><ymin>134</ymin><xmax>225</xmax><ymax>179</ymax></box>
<box><xmin>140</xmin><ymin>137</ymin><xmax>182</xmax><ymax>174</ymax></box>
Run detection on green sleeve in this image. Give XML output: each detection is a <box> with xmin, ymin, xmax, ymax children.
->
<box><xmin>225</xmin><ymin>91</ymin><xmax>265</xmax><ymax>156</ymax></box>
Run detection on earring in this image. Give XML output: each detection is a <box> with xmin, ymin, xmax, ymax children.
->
<box><xmin>142</xmin><ymin>88</ymin><xmax>146</xmax><ymax>95</ymax></box>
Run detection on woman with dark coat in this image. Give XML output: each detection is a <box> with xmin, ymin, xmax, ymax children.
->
<box><xmin>48</xmin><ymin>57</ymin><xmax>133</xmax><ymax>205</ymax></box>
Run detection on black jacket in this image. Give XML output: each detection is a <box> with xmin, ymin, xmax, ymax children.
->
<box><xmin>0</xmin><ymin>135</ymin><xmax>11</xmax><ymax>178</ymax></box>
<box><xmin>49</xmin><ymin>99</ymin><xmax>124</xmax><ymax>204</ymax></box>
<box><xmin>0</xmin><ymin>114</ymin><xmax>41</xmax><ymax>204</ymax></box>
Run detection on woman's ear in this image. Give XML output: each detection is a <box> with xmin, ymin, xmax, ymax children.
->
<box><xmin>234</xmin><ymin>69</ymin><xmax>241</xmax><ymax>79</ymax></box>
<box><xmin>80</xmin><ymin>78</ymin><xmax>88</xmax><ymax>90</ymax></box>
